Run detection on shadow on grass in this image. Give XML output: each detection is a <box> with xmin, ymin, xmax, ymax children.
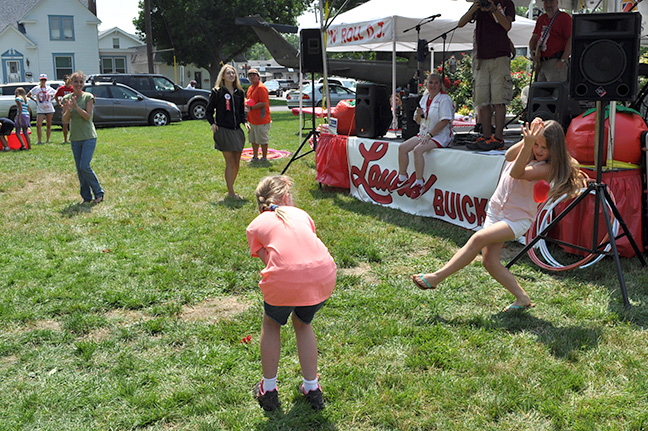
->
<box><xmin>255</xmin><ymin>400</ymin><xmax>336</xmax><ymax>431</ymax></box>
<box><xmin>210</xmin><ymin>196</ymin><xmax>248</xmax><ymax>209</ymax></box>
<box><xmin>60</xmin><ymin>201</ymin><xmax>95</xmax><ymax>218</ymax></box>
<box><xmin>424</xmin><ymin>313</ymin><xmax>603</xmax><ymax>361</ymax></box>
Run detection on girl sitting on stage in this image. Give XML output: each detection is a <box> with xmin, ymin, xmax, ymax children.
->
<box><xmin>411</xmin><ymin>118</ymin><xmax>585</xmax><ymax>312</ymax></box>
<box><xmin>396</xmin><ymin>73</ymin><xmax>455</xmax><ymax>198</ymax></box>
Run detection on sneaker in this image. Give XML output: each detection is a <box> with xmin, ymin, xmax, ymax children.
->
<box><xmin>248</xmin><ymin>157</ymin><xmax>259</xmax><ymax>164</ymax></box>
<box><xmin>466</xmin><ymin>135</ymin><xmax>487</xmax><ymax>150</ymax></box>
<box><xmin>410</xmin><ymin>183</ymin><xmax>424</xmax><ymax>199</ymax></box>
<box><xmin>478</xmin><ymin>136</ymin><xmax>504</xmax><ymax>151</ymax></box>
<box><xmin>299</xmin><ymin>383</ymin><xmax>325</xmax><ymax>410</ymax></box>
<box><xmin>253</xmin><ymin>381</ymin><xmax>280</xmax><ymax>411</ymax></box>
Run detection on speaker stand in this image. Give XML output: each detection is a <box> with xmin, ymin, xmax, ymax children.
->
<box><xmin>282</xmin><ymin>74</ymin><xmax>318</xmax><ymax>175</ymax></box>
<box><xmin>506</xmin><ymin>101</ymin><xmax>646</xmax><ymax>309</ymax></box>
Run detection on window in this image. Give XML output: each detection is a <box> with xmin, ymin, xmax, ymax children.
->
<box><xmin>110</xmin><ymin>86</ymin><xmax>139</xmax><ymax>100</ymax></box>
<box><xmin>152</xmin><ymin>76</ymin><xmax>176</xmax><ymax>92</ymax></box>
<box><xmin>53</xmin><ymin>54</ymin><xmax>73</xmax><ymax>80</ymax></box>
<box><xmin>86</xmin><ymin>85</ymin><xmax>110</xmax><ymax>99</ymax></box>
<box><xmin>112</xmin><ymin>38</ymin><xmax>120</xmax><ymax>49</ymax></box>
<box><xmin>49</xmin><ymin>16</ymin><xmax>74</xmax><ymax>41</ymax></box>
<box><xmin>100</xmin><ymin>57</ymin><xmax>126</xmax><ymax>73</ymax></box>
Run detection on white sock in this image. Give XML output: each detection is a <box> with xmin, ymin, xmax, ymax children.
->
<box><xmin>302</xmin><ymin>377</ymin><xmax>319</xmax><ymax>393</ymax></box>
<box><xmin>414</xmin><ymin>179</ymin><xmax>424</xmax><ymax>186</ymax></box>
<box><xmin>262</xmin><ymin>376</ymin><xmax>277</xmax><ymax>392</ymax></box>
<box><xmin>398</xmin><ymin>174</ymin><xmax>408</xmax><ymax>182</ymax></box>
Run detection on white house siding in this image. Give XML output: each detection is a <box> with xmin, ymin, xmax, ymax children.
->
<box><xmin>5</xmin><ymin>0</ymin><xmax>100</xmax><ymax>81</ymax></box>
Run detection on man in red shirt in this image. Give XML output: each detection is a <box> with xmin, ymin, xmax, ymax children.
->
<box><xmin>246</xmin><ymin>69</ymin><xmax>272</xmax><ymax>162</ymax></box>
<box><xmin>54</xmin><ymin>75</ymin><xmax>74</xmax><ymax>143</ymax></box>
<box><xmin>529</xmin><ymin>0</ymin><xmax>571</xmax><ymax>82</ymax></box>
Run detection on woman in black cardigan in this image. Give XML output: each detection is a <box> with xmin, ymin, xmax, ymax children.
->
<box><xmin>206</xmin><ymin>64</ymin><xmax>248</xmax><ymax>200</ymax></box>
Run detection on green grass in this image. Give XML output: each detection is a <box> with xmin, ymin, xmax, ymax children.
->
<box><xmin>1</xmin><ymin>113</ymin><xmax>648</xmax><ymax>430</ymax></box>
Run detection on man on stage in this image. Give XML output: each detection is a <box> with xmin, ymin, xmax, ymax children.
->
<box><xmin>529</xmin><ymin>0</ymin><xmax>572</xmax><ymax>83</ymax></box>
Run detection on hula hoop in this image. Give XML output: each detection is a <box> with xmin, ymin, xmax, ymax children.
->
<box><xmin>525</xmin><ymin>187</ymin><xmax>620</xmax><ymax>271</ymax></box>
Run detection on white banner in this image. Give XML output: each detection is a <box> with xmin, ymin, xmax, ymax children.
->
<box><xmin>348</xmin><ymin>137</ymin><xmax>506</xmax><ymax>231</ymax></box>
<box><xmin>326</xmin><ymin>17</ymin><xmax>394</xmax><ymax>48</ymax></box>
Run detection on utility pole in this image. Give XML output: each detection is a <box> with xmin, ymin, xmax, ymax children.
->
<box><xmin>144</xmin><ymin>0</ymin><xmax>154</xmax><ymax>73</ymax></box>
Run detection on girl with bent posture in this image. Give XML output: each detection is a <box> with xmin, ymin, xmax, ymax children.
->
<box><xmin>412</xmin><ymin>118</ymin><xmax>585</xmax><ymax>311</ymax></box>
<box><xmin>246</xmin><ymin>176</ymin><xmax>336</xmax><ymax>411</ymax></box>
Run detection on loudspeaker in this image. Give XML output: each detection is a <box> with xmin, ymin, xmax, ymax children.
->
<box><xmin>570</xmin><ymin>12</ymin><xmax>641</xmax><ymax>101</ymax></box>
<box><xmin>527</xmin><ymin>81</ymin><xmax>579</xmax><ymax>128</ymax></box>
<box><xmin>300</xmin><ymin>29</ymin><xmax>323</xmax><ymax>73</ymax></box>
<box><xmin>401</xmin><ymin>95</ymin><xmax>421</xmax><ymax>140</ymax></box>
<box><xmin>355</xmin><ymin>83</ymin><xmax>392</xmax><ymax>138</ymax></box>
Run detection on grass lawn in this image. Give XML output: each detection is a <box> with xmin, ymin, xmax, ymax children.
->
<box><xmin>1</xmin><ymin>112</ymin><xmax>647</xmax><ymax>430</ymax></box>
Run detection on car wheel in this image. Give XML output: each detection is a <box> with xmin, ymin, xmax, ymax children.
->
<box><xmin>189</xmin><ymin>100</ymin><xmax>207</xmax><ymax>120</ymax></box>
<box><xmin>315</xmin><ymin>100</ymin><xmax>322</xmax><ymax>107</ymax></box>
<box><xmin>150</xmin><ymin>110</ymin><xmax>170</xmax><ymax>126</ymax></box>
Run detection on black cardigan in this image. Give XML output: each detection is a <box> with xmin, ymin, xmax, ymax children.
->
<box><xmin>205</xmin><ymin>86</ymin><xmax>247</xmax><ymax>129</ymax></box>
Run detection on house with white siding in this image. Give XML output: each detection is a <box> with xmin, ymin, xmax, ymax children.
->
<box><xmin>0</xmin><ymin>0</ymin><xmax>102</xmax><ymax>83</ymax></box>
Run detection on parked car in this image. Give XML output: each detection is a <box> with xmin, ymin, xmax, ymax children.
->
<box><xmin>285</xmin><ymin>83</ymin><xmax>355</xmax><ymax>109</ymax></box>
<box><xmin>52</xmin><ymin>82</ymin><xmax>182</xmax><ymax>127</ymax></box>
<box><xmin>239</xmin><ymin>77</ymin><xmax>251</xmax><ymax>92</ymax></box>
<box><xmin>87</xmin><ymin>74</ymin><xmax>209</xmax><ymax>120</ymax></box>
<box><xmin>0</xmin><ymin>80</ymin><xmax>64</xmax><ymax>120</ymax></box>
<box><xmin>317</xmin><ymin>77</ymin><xmax>357</xmax><ymax>91</ymax></box>
<box><xmin>263</xmin><ymin>79</ymin><xmax>282</xmax><ymax>96</ymax></box>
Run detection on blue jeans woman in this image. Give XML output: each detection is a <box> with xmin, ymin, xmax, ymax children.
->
<box><xmin>62</xmin><ymin>71</ymin><xmax>104</xmax><ymax>203</ymax></box>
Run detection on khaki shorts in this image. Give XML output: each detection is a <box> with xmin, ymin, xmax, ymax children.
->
<box><xmin>248</xmin><ymin>122</ymin><xmax>271</xmax><ymax>146</ymax></box>
<box><xmin>474</xmin><ymin>56</ymin><xmax>513</xmax><ymax>107</ymax></box>
<box><xmin>537</xmin><ymin>59</ymin><xmax>568</xmax><ymax>83</ymax></box>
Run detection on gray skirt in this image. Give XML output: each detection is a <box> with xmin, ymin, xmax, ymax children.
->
<box><xmin>213</xmin><ymin>126</ymin><xmax>245</xmax><ymax>152</ymax></box>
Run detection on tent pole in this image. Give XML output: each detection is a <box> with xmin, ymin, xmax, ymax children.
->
<box><xmin>392</xmin><ymin>17</ymin><xmax>397</xmax><ymax>133</ymax></box>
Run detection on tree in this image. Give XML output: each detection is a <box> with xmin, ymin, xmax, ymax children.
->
<box><xmin>134</xmin><ymin>0</ymin><xmax>310</xmax><ymax>86</ymax></box>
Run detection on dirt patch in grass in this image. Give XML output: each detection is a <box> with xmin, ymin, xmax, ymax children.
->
<box><xmin>338</xmin><ymin>262</ymin><xmax>380</xmax><ymax>284</ymax></box>
<box><xmin>31</xmin><ymin>319</ymin><xmax>61</xmax><ymax>331</ymax></box>
<box><xmin>105</xmin><ymin>308</ymin><xmax>148</xmax><ymax>324</ymax></box>
<box><xmin>180</xmin><ymin>297</ymin><xmax>252</xmax><ymax>323</ymax></box>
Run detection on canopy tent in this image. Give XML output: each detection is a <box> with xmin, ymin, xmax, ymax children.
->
<box><xmin>319</xmin><ymin>0</ymin><xmax>537</xmax><ymax>127</ymax></box>
<box><xmin>325</xmin><ymin>0</ymin><xmax>537</xmax><ymax>53</ymax></box>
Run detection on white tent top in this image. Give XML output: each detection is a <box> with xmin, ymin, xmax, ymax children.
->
<box><xmin>325</xmin><ymin>0</ymin><xmax>537</xmax><ymax>52</ymax></box>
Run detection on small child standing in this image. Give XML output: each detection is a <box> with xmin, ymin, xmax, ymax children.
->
<box><xmin>412</xmin><ymin>118</ymin><xmax>585</xmax><ymax>311</ymax></box>
<box><xmin>14</xmin><ymin>87</ymin><xmax>30</xmax><ymax>150</ymax></box>
<box><xmin>246</xmin><ymin>175</ymin><xmax>336</xmax><ymax>411</ymax></box>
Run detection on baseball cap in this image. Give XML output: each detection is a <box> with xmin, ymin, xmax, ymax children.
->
<box><xmin>247</xmin><ymin>68</ymin><xmax>260</xmax><ymax>76</ymax></box>
<box><xmin>39</xmin><ymin>73</ymin><xmax>47</xmax><ymax>80</ymax></box>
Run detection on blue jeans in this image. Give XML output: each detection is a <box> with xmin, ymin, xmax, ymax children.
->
<box><xmin>71</xmin><ymin>138</ymin><xmax>103</xmax><ymax>201</ymax></box>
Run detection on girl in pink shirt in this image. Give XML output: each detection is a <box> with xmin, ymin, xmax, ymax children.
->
<box><xmin>411</xmin><ymin>118</ymin><xmax>585</xmax><ymax>312</ymax></box>
<box><xmin>246</xmin><ymin>175</ymin><xmax>336</xmax><ymax>411</ymax></box>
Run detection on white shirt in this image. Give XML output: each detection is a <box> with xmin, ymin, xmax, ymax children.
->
<box><xmin>29</xmin><ymin>85</ymin><xmax>56</xmax><ymax>114</ymax></box>
<box><xmin>416</xmin><ymin>91</ymin><xmax>455</xmax><ymax>147</ymax></box>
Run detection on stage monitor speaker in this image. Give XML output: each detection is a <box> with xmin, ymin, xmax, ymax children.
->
<box><xmin>527</xmin><ymin>81</ymin><xmax>579</xmax><ymax>128</ymax></box>
<box><xmin>300</xmin><ymin>29</ymin><xmax>323</xmax><ymax>73</ymax></box>
<box><xmin>356</xmin><ymin>83</ymin><xmax>391</xmax><ymax>138</ymax></box>
<box><xmin>570</xmin><ymin>12</ymin><xmax>641</xmax><ymax>101</ymax></box>
<box><xmin>401</xmin><ymin>95</ymin><xmax>421</xmax><ymax>140</ymax></box>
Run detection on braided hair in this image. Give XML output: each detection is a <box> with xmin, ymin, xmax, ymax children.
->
<box><xmin>255</xmin><ymin>175</ymin><xmax>293</xmax><ymax>223</ymax></box>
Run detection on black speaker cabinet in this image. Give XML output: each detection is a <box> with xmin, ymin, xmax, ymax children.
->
<box><xmin>355</xmin><ymin>83</ymin><xmax>391</xmax><ymax>138</ymax></box>
<box><xmin>570</xmin><ymin>12</ymin><xmax>641</xmax><ymax>101</ymax></box>
<box><xmin>300</xmin><ymin>29</ymin><xmax>323</xmax><ymax>73</ymax></box>
<box><xmin>528</xmin><ymin>81</ymin><xmax>579</xmax><ymax>128</ymax></box>
<box><xmin>401</xmin><ymin>95</ymin><xmax>421</xmax><ymax>140</ymax></box>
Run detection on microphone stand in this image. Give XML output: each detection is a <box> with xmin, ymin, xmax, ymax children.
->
<box><xmin>404</xmin><ymin>14</ymin><xmax>441</xmax><ymax>87</ymax></box>
<box><xmin>427</xmin><ymin>25</ymin><xmax>460</xmax><ymax>87</ymax></box>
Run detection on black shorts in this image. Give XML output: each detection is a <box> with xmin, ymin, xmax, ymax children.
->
<box><xmin>264</xmin><ymin>300</ymin><xmax>327</xmax><ymax>326</ymax></box>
